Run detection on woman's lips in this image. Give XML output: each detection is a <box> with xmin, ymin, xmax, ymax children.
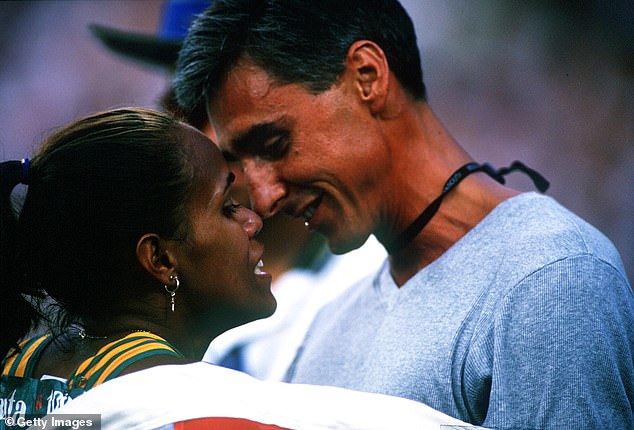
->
<box><xmin>253</xmin><ymin>258</ymin><xmax>272</xmax><ymax>290</ymax></box>
<box><xmin>254</xmin><ymin>259</ymin><xmax>265</xmax><ymax>275</ymax></box>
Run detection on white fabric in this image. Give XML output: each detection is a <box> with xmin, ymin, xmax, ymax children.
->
<box><xmin>49</xmin><ymin>362</ymin><xmax>473</xmax><ymax>430</ymax></box>
<box><xmin>205</xmin><ymin>236</ymin><xmax>387</xmax><ymax>380</ymax></box>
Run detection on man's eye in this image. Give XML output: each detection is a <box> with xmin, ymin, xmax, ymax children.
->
<box><xmin>261</xmin><ymin>135</ymin><xmax>289</xmax><ymax>160</ymax></box>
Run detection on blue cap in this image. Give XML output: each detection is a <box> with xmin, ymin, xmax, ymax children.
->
<box><xmin>159</xmin><ymin>0</ymin><xmax>211</xmax><ymax>40</ymax></box>
<box><xmin>89</xmin><ymin>0</ymin><xmax>212</xmax><ymax>69</ymax></box>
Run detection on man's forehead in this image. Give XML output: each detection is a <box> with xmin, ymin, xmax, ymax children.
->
<box><xmin>207</xmin><ymin>66</ymin><xmax>277</xmax><ymax>143</ymax></box>
<box><xmin>210</xmin><ymin>61</ymin><xmax>276</xmax><ymax>108</ymax></box>
<box><xmin>231</xmin><ymin>61</ymin><xmax>277</xmax><ymax>98</ymax></box>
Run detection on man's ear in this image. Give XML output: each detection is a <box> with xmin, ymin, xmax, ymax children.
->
<box><xmin>136</xmin><ymin>233</ymin><xmax>176</xmax><ymax>285</ymax></box>
<box><xmin>345</xmin><ymin>40</ymin><xmax>390</xmax><ymax>113</ymax></box>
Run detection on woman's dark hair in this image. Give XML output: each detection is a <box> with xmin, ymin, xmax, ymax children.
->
<box><xmin>0</xmin><ymin>108</ymin><xmax>194</xmax><ymax>357</ymax></box>
<box><xmin>174</xmin><ymin>0</ymin><xmax>426</xmax><ymax>112</ymax></box>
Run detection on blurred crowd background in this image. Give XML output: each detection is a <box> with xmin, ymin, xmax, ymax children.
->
<box><xmin>0</xmin><ymin>0</ymin><xmax>632</xmax><ymax>279</ymax></box>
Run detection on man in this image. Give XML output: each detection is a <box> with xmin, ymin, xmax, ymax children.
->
<box><xmin>173</xmin><ymin>0</ymin><xmax>634</xmax><ymax>428</ymax></box>
<box><xmin>90</xmin><ymin>0</ymin><xmax>385</xmax><ymax>381</ymax></box>
<box><xmin>31</xmin><ymin>6</ymin><xmax>461</xmax><ymax>429</ymax></box>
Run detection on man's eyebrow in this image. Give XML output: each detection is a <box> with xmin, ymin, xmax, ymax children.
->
<box><xmin>229</xmin><ymin>122</ymin><xmax>285</xmax><ymax>155</ymax></box>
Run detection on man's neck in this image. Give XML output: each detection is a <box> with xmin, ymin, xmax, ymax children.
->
<box><xmin>388</xmin><ymin>175</ymin><xmax>519</xmax><ymax>286</ymax></box>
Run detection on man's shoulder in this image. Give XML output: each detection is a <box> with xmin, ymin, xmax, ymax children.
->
<box><xmin>420</xmin><ymin>192</ymin><xmax>629</xmax><ymax>298</ymax></box>
<box><xmin>481</xmin><ymin>192</ymin><xmax>622</xmax><ymax>266</ymax></box>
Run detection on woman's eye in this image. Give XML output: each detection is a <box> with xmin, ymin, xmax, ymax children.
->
<box><xmin>222</xmin><ymin>201</ymin><xmax>243</xmax><ymax>216</ymax></box>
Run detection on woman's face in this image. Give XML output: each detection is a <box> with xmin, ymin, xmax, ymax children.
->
<box><xmin>172</xmin><ymin>124</ymin><xmax>275</xmax><ymax>331</ymax></box>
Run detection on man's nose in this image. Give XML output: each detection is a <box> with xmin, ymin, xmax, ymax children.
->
<box><xmin>242</xmin><ymin>159</ymin><xmax>287</xmax><ymax>218</ymax></box>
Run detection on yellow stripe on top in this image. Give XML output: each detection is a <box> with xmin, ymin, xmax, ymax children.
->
<box><xmin>2</xmin><ymin>351</ymin><xmax>21</xmax><ymax>376</ymax></box>
<box><xmin>12</xmin><ymin>334</ymin><xmax>52</xmax><ymax>377</ymax></box>
<box><xmin>68</xmin><ymin>331</ymin><xmax>182</xmax><ymax>390</ymax></box>
<box><xmin>72</xmin><ymin>331</ymin><xmax>166</xmax><ymax>376</ymax></box>
<box><xmin>80</xmin><ymin>338</ymin><xmax>171</xmax><ymax>383</ymax></box>
<box><xmin>92</xmin><ymin>342</ymin><xmax>177</xmax><ymax>387</ymax></box>
<box><xmin>73</xmin><ymin>335</ymin><xmax>157</xmax><ymax>381</ymax></box>
<box><xmin>2</xmin><ymin>337</ymin><xmax>34</xmax><ymax>376</ymax></box>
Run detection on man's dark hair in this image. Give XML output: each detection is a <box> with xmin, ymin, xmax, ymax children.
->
<box><xmin>174</xmin><ymin>0</ymin><xmax>426</xmax><ymax>111</ymax></box>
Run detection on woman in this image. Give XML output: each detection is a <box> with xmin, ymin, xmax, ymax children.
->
<box><xmin>0</xmin><ymin>107</ymin><xmax>275</xmax><ymax>414</ymax></box>
<box><xmin>0</xmin><ymin>107</ymin><xmax>468</xmax><ymax>429</ymax></box>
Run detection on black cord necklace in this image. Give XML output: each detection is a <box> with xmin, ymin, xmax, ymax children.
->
<box><xmin>385</xmin><ymin>160</ymin><xmax>549</xmax><ymax>254</ymax></box>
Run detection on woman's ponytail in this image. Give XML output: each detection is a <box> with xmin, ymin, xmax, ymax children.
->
<box><xmin>0</xmin><ymin>159</ymin><xmax>38</xmax><ymax>359</ymax></box>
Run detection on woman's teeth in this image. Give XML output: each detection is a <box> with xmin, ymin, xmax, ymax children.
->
<box><xmin>254</xmin><ymin>259</ymin><xmax>264</xmax><ymax>275</ymax></box>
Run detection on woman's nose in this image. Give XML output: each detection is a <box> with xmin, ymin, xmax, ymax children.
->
<box><xmin>241</xmin><ymin>206</ymin><xmax>263</xmax><ymax>239</ymax></box>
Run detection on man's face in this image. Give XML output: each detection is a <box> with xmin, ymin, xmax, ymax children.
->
<box><xmin>208</xmin><ymin>61</ymin><xmax>392</xmax><ymax>254</ymax></box>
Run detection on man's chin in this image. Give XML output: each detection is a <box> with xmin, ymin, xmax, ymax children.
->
<box><xmin>326</xmin><ymin>231</ymin><xmax>369</xmax><ymax>255</ymax></box>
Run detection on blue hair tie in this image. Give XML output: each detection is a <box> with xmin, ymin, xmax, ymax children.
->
<box><xmin>20</xmin><ymin>158</ymin><xmax>30</xmax><ymax>185</ymax></box>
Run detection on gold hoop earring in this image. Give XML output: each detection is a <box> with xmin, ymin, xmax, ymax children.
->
<box><xmin>165</xmin><ymin>274</ymin><xmax>180</xmax><ymax>312</ymax></box>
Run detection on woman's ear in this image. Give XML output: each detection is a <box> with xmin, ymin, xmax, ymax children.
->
<box><xmin>136</xmin><ymin>234</ymin><xmax>176</xmax><ymax>285</ymax></box>
<box><xmin>345</xmin><ymin>40</ymin><xmax>390</xmax><ymax>114</ymax></box>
